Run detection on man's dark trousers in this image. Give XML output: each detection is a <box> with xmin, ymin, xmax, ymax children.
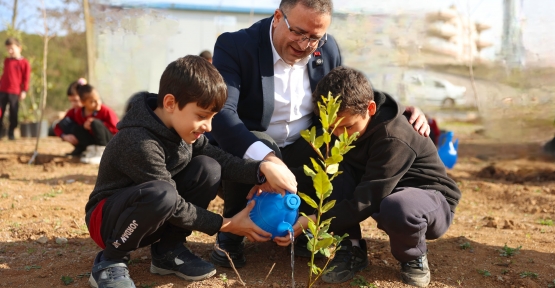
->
<box><xmin>86</xmin><ymin>156</ymin><xmax>221</xmax><ymax>260</ymax></box>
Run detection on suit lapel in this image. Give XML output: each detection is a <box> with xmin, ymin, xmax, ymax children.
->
<box><xmin>259</xmin><ymin>17</ymin><xmax>275</xmax><ymax>128</ymax></box>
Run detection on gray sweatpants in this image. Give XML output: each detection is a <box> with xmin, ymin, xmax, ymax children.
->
<box><xmin>372</xmin><ymin>187</ymin><xmax>454</xmax><ymax>262</ymax></box>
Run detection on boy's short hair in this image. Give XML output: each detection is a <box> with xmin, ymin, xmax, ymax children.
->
<box><xmin>77</xmin><ymin>84</ymin><xmax>95</xmax><ymax>100</ymax></box>
<box><xmin>199</xmin><ymin>50</ymin><xmax>212</xmax><ymax>61</ymax></box>
<box><xmin>158</xmin><ymin>55</ymin><xmax>226</xmax><ymax>112</ymax></box>
<box><xmin>67</xmin><ymin>78</ymin><xmax>87</xmax><ymax>96</ymax></box>
<box><xmin>5</xmin><ymin>37</ymin><xmax>21</xmax><ymax>47</ymax></box>
<box><xmin>313</xmin><ymin>66</ymin><xmax>374</xmax><ymax>116</ymax></box>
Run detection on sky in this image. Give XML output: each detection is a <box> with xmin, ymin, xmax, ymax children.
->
<box><xmin>1</xmin><ymin>0</ymin><xmax>553</xmax><ymax>65</ymax></box>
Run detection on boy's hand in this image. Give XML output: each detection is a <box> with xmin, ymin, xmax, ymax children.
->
<box><xmin>83</xmin><ymin>118</ymin><xmax>94</xmax><ymax>130</ymax></box>
<box><xmin>62</xmin><ymin>134</ymin><xmax>78</xmax><ymax>145</ymax></box>
<box><xmin>259</xmin><ymin>161</ymin><xmax>297</xmax><ymax>195</ymax></box>
<box><xmin>273</xmin><ymin>214</ymin><xmax>316</xmax><ymax>246</ymax></box>
<box><xmin>220</xmin><ymin>200</ymin><xmax>272</xmax><ymax>242</ymax></box>
<box><xmin>19</xmin><ymin>91</ymin><xmax>26</xmax><ymax>100</ymax></box>
<box><xmin>405</xmin><ymin>106</ymin><xmax>430</xmax><ymax>137</ymax></box>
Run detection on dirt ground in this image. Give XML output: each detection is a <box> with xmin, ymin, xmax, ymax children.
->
<box><xmin>1</xmin><ymin>124</ymin><xmax>554</xmax><ymax>288</ymax></box>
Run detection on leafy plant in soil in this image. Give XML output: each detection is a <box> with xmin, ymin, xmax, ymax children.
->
<box><xmin>298</xmin><ymin>93</ymin><xmax>358</xmax><ymax>288</ymax></box>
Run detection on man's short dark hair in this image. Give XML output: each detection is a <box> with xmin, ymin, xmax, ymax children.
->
<box><xmin>313</xmin><ymin>66</ymin><xmax>374</xmax><ymax>116</ymax></box>
<box><xmin>158</xmin><ymin>55</ymin><xmax>227</xmax><ymax>112</ymax></box>
<box><xmin>5</xmin><ymin>37</ymin><xmax>21</xmax><ymax>47</ymax></box>
<box><xmin>199</xmin><ymin>50</ymin><xmax>212</xmax><ymax>61</ymax></box>
<box><xmin>279</xmin><ymin>0</ymin><xmax>333</xmax><ymax>14</ymax></box>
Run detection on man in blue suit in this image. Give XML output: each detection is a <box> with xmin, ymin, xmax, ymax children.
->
<box><xmin>209</xmin><ymin>0</ymin><xmax>430</xmax><ymax>282</ymax></box>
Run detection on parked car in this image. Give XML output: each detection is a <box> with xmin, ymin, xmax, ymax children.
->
<box><xmin>399</xmin><ymin>73</ymin><xmax>467</xmax><ymax>107</ymax></box>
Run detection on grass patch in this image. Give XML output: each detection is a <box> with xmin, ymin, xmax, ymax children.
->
<box><xmin>350</xmin><ymin>275</ymin><xmax>377</xmax><ymax>288</ymax></box>
<box><xmin>478</xmin><ymin>269</ymin><xmax>491</xmax><ymax>277</ymax></box>
<box><xmin>499</xmin><ymin>244</ymin><xmax>522</xmax><ymax>257</ymax></box>
<box><xmin>60</xmin><ymin>275</ymin><xmax>74</xmax><ymax>285</ymax></box>
<box><xmin>520</xmin><ymin>271</ymin><xmax>539</xmax><ymax>279</ymax></box>
<box><xmin>538</xmin><ymin>219</ymin><xmax>553</xmax><ymax>226</ymax></box>
<box><xmin>460</xmin><ymin>242</ymin><xmax>472</xmax><ymax>250</ymax></box>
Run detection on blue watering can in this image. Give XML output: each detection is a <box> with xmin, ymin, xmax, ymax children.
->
<box><xmin>249</xmin><ymin>192</ymin><xmax>300</xmax><ymax>239</ymax></box>
<box><xmin>437</xmin><ymin>131</ymin><xmax>459</xmax><ymax>169</ymax></box>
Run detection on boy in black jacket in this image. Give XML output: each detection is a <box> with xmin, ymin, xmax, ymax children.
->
<box><xmin>275</xmin><ymin>67</ymin><xmax>461</xmax><ymax>287</ymax></box>
<box><xmin>85</xmin><ymin>56</ymin><xmax>297</xmax><ymax>288</ymax></box>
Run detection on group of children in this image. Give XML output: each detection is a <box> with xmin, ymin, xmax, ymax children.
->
<box><xmin>0</xmin><ymin>37</ymin><xmax>119</xmax><ymax>164</ymax></box>
<box><xmin>3</xmin><ymin>37</ymin><xmax>459</xmax><ymax>287</ymax></box>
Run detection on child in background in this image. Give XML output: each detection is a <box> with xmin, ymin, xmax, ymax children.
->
<box><xmin>54</xmin><ymin>82</ymin><xmax>119</xmax><ymax>164</ymax></box>
<box><xmin>0</xmin><ymin>37</ymin><xmax>30</xmax><ymax>140</ymax></box>
<box><xmin>49</xmin><ymin>78</ymin><xmax>85</xmax><ymax>137</ymax></box>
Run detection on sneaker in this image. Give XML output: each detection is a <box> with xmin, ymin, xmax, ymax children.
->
<box><xmin>400</xmin><ymin>253</ymin><xmax>431</xmax><ymax>287</ymax></box>
<box><xmin>81</xmin><ymin>145</ymin><xmax>105</xmax><ymax>164</ymax></box>
<box><xmin>293</xmin><ymin>233</ymin><xmax>325</xmax><ymax>259</ymax></box>
<box><xmin>89</xmin><ymin>251</ymin><xmax>135</xmax><ymax>288</ymax></box>
<box><xmin>322</xmin><ymin>239</ymin><xmax>369</xmax><ymax>284</ymax></box>
<box><xmin>150</xmin><ymin>242</ymin><xmax>216</xmax><ymax>281</ymax></box>
<box><xmin>210</xmin><ymin>232</ymin><xmax>246</xmax><ymax>268</ymax></box>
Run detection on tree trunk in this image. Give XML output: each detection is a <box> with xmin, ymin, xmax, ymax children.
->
<box><xmin>11</xmin><ymin>0</ymin><xmax>18</xmax><ymax>28</ymax></box>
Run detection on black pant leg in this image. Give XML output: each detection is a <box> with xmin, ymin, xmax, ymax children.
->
<box><xmin>90</xmin><ymin>180</ymin><xmax>179</xmax><ymax>261</ymax></box>
<box><xmin>57</xmin><ymin>117</ymin><xmax>79</xmax><ymax>136</ymax></box>
<box><xmin>156</xmin><ymin>156</ymin><xmax>221</xmax><ymax>251</ymax></box>
<box><xmin>371</xmin><ymin>188</ymin><xmax>453</xmax><ymax>262</ymax></box>
<box><xmin>72</xmin><ymin>124</ymin><xmax>96</xmax><ymax>151</ymax></box>
<box><xmin>0</xmin><ymin>93</ymin><xmax>10</xmax><ymax>136</ymax></box>
<box><xmin>90</xmin><ymin>119</ymin><xmax>114</xmax><ymax>146</ymax></box>
<box><xmin>7</xmin><ymin>94</ymin><xmax>19</xmax><ymax>134</ymax></box>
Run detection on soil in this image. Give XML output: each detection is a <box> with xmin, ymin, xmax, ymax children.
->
<box><xmin>1</xmin><ymin>128</ymin><xmax>554</xmax><ymax>288</ymax></box>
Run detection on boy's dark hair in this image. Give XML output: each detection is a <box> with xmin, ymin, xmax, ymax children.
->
<box><xmin>279</xmin><ymin>0</ymin><xmax>333</xmax><ymax>14</ymax></box>
<box><xmin>77</xmin><ymin>84</ymin><xmax>95</xmax><ymax>100</ymax></box>
<box><xmin>67</xmin><ymin>79</ymin><xmax>86</xmax><ymax>96</ymax></box>
<box><xmin>312</xmin><ymin>66</ymin><xmax>374</xmax><ymax>116</ymax></box>
<box><xmin>5</xmin><ymin>37</ymin><xmax>21</xmax><ymax>47</ymax></box>
<box><xmin>158</xmin><ymin>55</ymin><xmax>227</xmax><ymax>112</ymax></box>
<box><xmin>199</xmin><ymin>50</ymin><xmax>212</xmax><ymax>61</ymax></box>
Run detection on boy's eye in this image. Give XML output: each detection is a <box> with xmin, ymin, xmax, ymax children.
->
<box><xmin>346</xmin><ymin>126</ymin><xmax>353</xmax><ymax>130</ymax></box>
<box><xmin>198</xmin><ymin>115</ymin><xmax>207</xmax><ymax>120</ymax></box>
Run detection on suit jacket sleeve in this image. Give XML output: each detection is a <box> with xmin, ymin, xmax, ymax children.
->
<box><xmin>211</xmin><ymin>33</ymin><xmax>263</xmax><ymax>158</ymax></box>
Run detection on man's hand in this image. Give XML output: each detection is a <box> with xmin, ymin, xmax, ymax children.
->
<box><xmin>259</xmin><ymin>161</ymin><xmax>297</xmax><ymax>195</ymax></box>
<box><xmin>61</xmin><ymin>134</ymin><xmax>78</xmax><ymax>145</ymax></box>
<box><xmin>273</xmin><ymin>214</ymin><xmax>316</xmax><ymax>246</ymax></box>
<box><xmin>19</xmin><ymin>91</ymin><xmax>26</xmax><ymax>100</ymax></box>
<box><xmin>220</xmin><ymin>200</ymin><xmax>272</xmax><ymax>242</ymax></box>
<box><xmin>405</xmin><ymin>106</ymin><xmax>430</xmax><ymax>137</ymax></box>
<box><xmin>83</xmin><ymin>118</ymin><xmax>94</xmax><ymax>130</ymax></box>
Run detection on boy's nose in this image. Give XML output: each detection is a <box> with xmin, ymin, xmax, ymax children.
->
<box><xmin>204</xmin><ymin>120</ymin><xmax>212</xmax><ymax>133</ymax></box>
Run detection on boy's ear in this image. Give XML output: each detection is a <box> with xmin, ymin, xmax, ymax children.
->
<box><xmin>368</xmin><ymin>101</ymin><xmax>377</xmax><ymax>116</ymax></box>
<box><xmin>162</xmin><ymin>94</ymin><xmax>176</xmax><ymax>112</ymax></box>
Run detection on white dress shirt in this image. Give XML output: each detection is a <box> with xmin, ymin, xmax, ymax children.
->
<box><xmin>244</xmin><ymin>19</ymin><xmax>313</xmax><ymax>160</ymax></box>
